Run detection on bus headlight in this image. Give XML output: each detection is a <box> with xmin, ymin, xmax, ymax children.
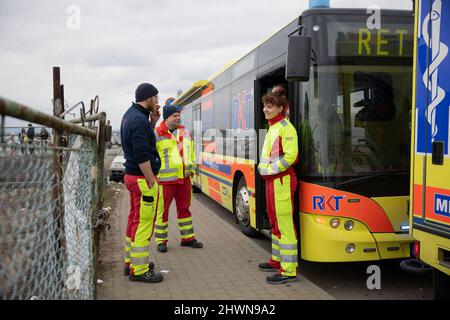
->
<box><xmin>330</xmin><ymin>218</ymin><xmax>340</xmax><ymax>229</ymax></box>
<box><xmin>344</xmin><ymin>220</ymin><xmax>354</xmax><ymax>231</ymax></box>
<box><xmin>346</xmin><ymin>244</ymin><xmax>356</xmax><ymax>254</ymax></box>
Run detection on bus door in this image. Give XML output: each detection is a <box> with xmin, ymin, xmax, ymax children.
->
<box><xmin>254</xmin><ymin>69</ymin><xmax>293</xmax><ymax>230</ymax></box>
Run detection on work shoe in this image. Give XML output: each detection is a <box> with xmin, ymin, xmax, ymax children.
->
<box><xmin>124</xmin><ymin>262</ymin><xmax>154</xmax><ymax>276</ymax></box>
<box><xmin>157</xmin><ymin>243</ymin><xmax>168</xmax><ymax>253</ymax></box>
<box><xmin>181</xmin><ymin>239</ymin><xmax>203</xmax><ymax>248</ymax></box>
<box><xmin>266</xmin><ymin>273</ymin><xmax>298</xmax><ymax>285</ymax></box>
<box><xmin>129</xmin><ymin>270</ymin><xmax>163</xmax><ymax>283</ymax></box>
<box><xmin>258</xmin><ymin>262</ymin><xmax>279</xmax><ymax>272</ymax></box>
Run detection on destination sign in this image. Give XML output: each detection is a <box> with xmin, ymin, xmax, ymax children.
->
<box><xmin>327</xmin><ymin>22</ymin><xmax>413</xmax><ymax>58</ymax></box>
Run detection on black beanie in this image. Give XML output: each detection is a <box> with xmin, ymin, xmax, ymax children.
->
<box><xmin>135</xmin><ymin>83</ymin><xmax>158</xmax><ymax>102</ymax></box>
<box><xmin>163</xmin><ymin>104</ymin><xmax>182</xmax><ymax>120</ymax></box>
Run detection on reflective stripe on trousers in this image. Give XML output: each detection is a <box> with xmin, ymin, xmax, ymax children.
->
<box><xmin>154</xmin><ymin>177</ymin><xmax>196</xmax><ymax>244</ymax></box>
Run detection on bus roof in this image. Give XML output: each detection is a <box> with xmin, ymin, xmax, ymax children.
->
<box><xmin>173</xmin><ymin>15</ymin><xmax>299</xmax><ymax>106</ymax></box>
<box><xmin>173</xmin><ymin>7</ymin><xmax>412</xmax><ymax>106</ymax></box>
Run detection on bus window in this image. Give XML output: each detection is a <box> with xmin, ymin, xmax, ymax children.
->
<box><xmin>299</xmin><ymin>65</ymin><xmax>411</xmax><ymax>180</ymax></box>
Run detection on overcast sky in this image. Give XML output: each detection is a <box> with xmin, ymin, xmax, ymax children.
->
<box><xmin>0</xmin><ymin>0</ymin><xmax>412</xmax><ymax>130</ymax></box>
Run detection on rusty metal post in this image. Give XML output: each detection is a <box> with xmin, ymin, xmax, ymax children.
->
<box><xmin>1</xmin><ymin>114</ymin><xmax>4</xmax><ymax>144</ymax></box>
<box><xmin>92</xmin><ymin>113</ymin><xmax>106</xmax><ymax>299</ymax></box>
<box><xmin>51</xmin><ymin>67</ymin><xmax>66</xmax><ymax>285</ymax></box>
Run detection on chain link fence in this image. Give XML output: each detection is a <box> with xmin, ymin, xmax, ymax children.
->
<box><xmin>0</xmin><ymin>96</ymin><xmax>108</xmax><ymax>300</ymax></box>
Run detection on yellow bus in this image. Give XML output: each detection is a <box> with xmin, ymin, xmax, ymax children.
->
<box><xmin>175</xmin><ymin>7</ymin><xmax>415</xmax><ymax>262</ymax></box>
<box><xmin>410</xmin><ymin>0</ymin><xmax>450</xmax><ymax>299</ymax></box>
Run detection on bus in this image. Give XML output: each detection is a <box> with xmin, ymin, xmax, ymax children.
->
<box><xmin>174</xmin><ymin>7</ymin><xmax>415</xmax><ymax>262</ymax></box>
<box><xmin>410</xmin><ymin>0</ymin><xmax>450</xmax><ymax>299</ymax></box>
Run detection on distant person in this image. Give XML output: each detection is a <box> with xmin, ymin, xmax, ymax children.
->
<box><xmin>19</xmin><ymin>128</ymin><xmax>28</xmax><ymax>154</ymax></box>
<box><xmin>8</xmin><ymin>133</ymin><xmax>17</xmax><ymax>155</ymax></box>
<box><xmin>40</xmin><ymin>127</ymin><xmax>49</xmax><ymax>148</ymax></box>
<box><xmin>27</xmin><ymin>124</ymin><xmax>35</xmax><ymax>154</ymax></box>
<box><xmin>153</xmin><ymin>104</ymin><xmax>203</xmax><ymax>253</ymax></box>
<box><xmin>121</xmin><ymin>83</ymin><xmax>163</xmax><ymax>283</ymax></box>
<box><xmin>258</xmin><ymin>92</ymin><xmax>299</xmax><ymax>285</ymax></box>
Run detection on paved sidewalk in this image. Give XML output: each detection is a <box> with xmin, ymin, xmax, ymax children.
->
<box><xmin>97</xmin><ymin>185</ymin><xmax>334</xmax><ymax>300</ymax></box>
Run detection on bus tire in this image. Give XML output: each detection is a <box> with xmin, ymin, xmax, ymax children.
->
<box><xmin>234</xmin><ymin>177</ymin><xmax>260</xmax><ymax>238</ymax></box>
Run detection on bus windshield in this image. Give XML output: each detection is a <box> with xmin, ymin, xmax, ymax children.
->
<box><xmin>299</xmin><ymin>65</ymin><xmax>412</xmax><ymax>180</ymax></box>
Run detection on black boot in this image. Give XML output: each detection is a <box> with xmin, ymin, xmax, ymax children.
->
<box><xmin>266</xmin><ymin>273</ymin><xmax>298</xmax><ymax>285</ymax></box>
<box><xmin>129</xmin><ymin>270</ymin><xmax>163</xmax><ymax>283</ymax></box>
<box><xmin>181</xmin><ymin>239</ymin><xmax>203</xmax><ymax>248</ymax></box>
<box><xmin>157</xmin><ymin>243</ymin><xmax>168</xmax><ymax>253</ymax></box>
<box><xmin>258</xmin><ymin>262</ymin><xmax>279</xmax><ymax>272</ymax></box>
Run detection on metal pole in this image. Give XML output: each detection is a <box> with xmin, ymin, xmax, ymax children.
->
<box><xmin>69</xmin><ymin>112</ymin><xmax>106</xmax><ymax>125</ymax></box>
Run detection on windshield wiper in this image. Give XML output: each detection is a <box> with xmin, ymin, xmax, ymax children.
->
<box><xmin>334</xmin><ymin>171</ymin><xmax>408</xmax><ymax>189</ymax></box>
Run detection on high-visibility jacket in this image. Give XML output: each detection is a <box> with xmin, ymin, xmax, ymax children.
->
<box><xmin>155</xmin><ymin>121</ymin><xmax>195</xmax><ymax>184</ymax></box>
<box><xmin>258</xmin><ymin>115</ymin><xmax>298</xmax><ymax>178</ymax></box>
<box><xmin>258</xmin><ymin>114</ymin><xmax>299</xmax><ymax>277</ymax></box>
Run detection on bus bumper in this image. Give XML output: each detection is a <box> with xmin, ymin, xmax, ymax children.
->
<box><xmin>300</xmin><ymin>212</ymin><xmax>413</xmax><ymax>262</ymax></box>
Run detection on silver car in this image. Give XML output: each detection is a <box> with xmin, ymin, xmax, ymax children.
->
<box><xmin>110</xmin><ymin>149</ymin><xmax>125</xmax><ymax>181</ymax></box>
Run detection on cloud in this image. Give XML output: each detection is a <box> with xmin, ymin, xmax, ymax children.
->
<box><xmin>0</xmin><ymin>0</ymin><xmax>412</xmax><ymax>129</ymax></box>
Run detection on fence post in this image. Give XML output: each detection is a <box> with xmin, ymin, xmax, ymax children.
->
<box><xmin>92</xmin><ymin>114</ymin><xmax>106</xmax><ymax>299</ymax></box>
<box><xmin>51</xmin><ymin>67</ymin><xmax>67</xmax><ymax>298</ymax></box>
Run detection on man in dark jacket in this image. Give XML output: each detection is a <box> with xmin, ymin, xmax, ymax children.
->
<box><xmin>121</xmin><ymin>83</ymin><xmax>163</xmax><ymax>283</ymax></box>
<box><xmin>27</xmin><ymin>124</ymin><xmax>35</xmax><ymax>154</ymax></box>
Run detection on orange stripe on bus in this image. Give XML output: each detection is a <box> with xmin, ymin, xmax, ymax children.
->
<box><xmin>299</xmin><ymin>181</ymin><xmax>394</xmax><ymax>233</ymax></box>
<box><xmin>209</xmin><ymin>188</ymin><xmax>222</xmax><ymax>204</ymax></box>
<box><xmin>413</xmin><ymin>184</ymin><xmax>450</xmax><ymax>225</ymax></box>
<box><xmin>208</xmin><ymin>177</ymin><xmax>221</xmax><ymax>192</ymax></box>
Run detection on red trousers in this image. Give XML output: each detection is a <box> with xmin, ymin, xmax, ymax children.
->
<box><xmin>154</xmin><ymin>177</ymin><xmax>196</xmax><ymax>244</ymax></box>
<box><xmin>265</xmin><ymin>171</ymin><xmax>298</xmax><ymax>276</ymax></box>
<box><xmin>124</xmin><ymin>174</ymin><xmax>159</xmax><ymax>275</ymax></box>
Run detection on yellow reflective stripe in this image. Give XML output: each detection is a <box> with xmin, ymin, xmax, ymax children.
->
<box><xmin>178</xmin><ymin>217</ymin><xmax>193</xmax><ymax>223</ymax></box>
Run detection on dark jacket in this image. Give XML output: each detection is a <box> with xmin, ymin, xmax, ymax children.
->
<box><xmin>120</xmin><ymin>103</ymin><xmax>161</xmax><ymax>176</ymax></box>
<box><xmin>27</xmin><ymin>126</ymin><xmax>35</xmax><ymax>140</ymax></box>
<box><xmin>40</xmin><ymin>128</ymin><xmax>49</xmax><ymax>140</ymax></box>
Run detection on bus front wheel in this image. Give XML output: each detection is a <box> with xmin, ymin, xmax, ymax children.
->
<box><xmin>235</xmin><ymin>177</ymin><xmax>260</xmax><ymax>238</ymax></box>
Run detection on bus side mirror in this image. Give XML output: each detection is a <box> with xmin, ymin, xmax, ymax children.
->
<box><xmin>285</xmin><ymin>36</ymin><xmax>311</xmax><ymax>82</ymax></box>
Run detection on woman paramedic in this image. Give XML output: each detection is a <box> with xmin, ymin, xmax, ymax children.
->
<box><xmin>257</xmin><ymin>91</ymin><xmax>299</xmax><ymax>284</ymax></box>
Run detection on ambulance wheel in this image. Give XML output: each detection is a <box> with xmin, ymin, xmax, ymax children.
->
<box><xmin>235</xmin><ymin>177</ymin><xmax>260</xmax><ymax>238</ymax></box>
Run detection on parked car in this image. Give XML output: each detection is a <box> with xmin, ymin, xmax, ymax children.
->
<box><xmin>110</xmin><ymin>149</ymin><xmax>125</xmax><ymax>181</ymax></box>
